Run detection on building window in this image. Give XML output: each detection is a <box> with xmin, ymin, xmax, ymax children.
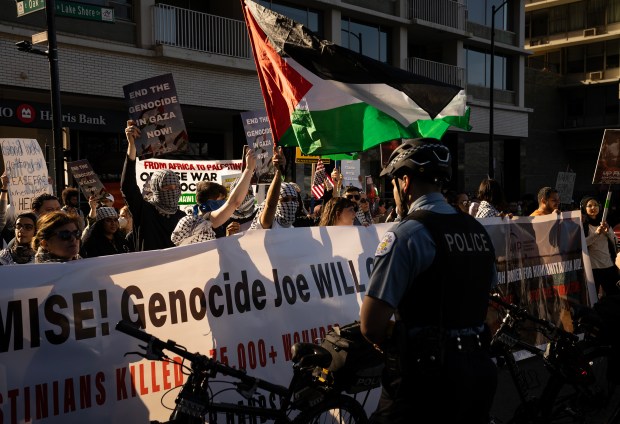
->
<box><xmin>341</xmin><ymin>18</ymin><xmax>390</xmax><ymax>62</ymax></box>
<box><xmin>465</xmin><ymin>48</ymin><xmax>511</xmax><ymax>90</ymax></box>
<box><xmin>566</xmin><ymin>45</ymin><xmax>585</xmax><ymax>74</ymax></box>
<box><xmin>257</xmin><ymin>1</ymin><xmax>323</xmax><ymax>35</ymax></box>
<box><xmin>466</xmin><ymin>0</ymin><xmax>510</xmax><ymax>30</ymax></box>
<box><xmin>607</xmin><ymin>39</ymin><xmax>620</xmax><ymax>69</ymax></box>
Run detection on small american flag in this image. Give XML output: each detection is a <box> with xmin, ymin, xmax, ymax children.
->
<box><xmin>311</xmin><ymin>159</ymin><xmax>333</xmax><ymax>200</ymax></box>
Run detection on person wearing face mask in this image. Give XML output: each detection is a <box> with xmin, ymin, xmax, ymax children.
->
<box><xmin>225</xmin><ymin>176</ymin><xmax>258</xmax><ymax>234</ymax></box>
<box><xmin>0</xmin><ymin>212</ymin><xmax>37</xmax><ymax>265</ymax></box>
<box><xmin>249</xmin><ymin>147</ymin><xmax>296</xmax><ymax>230</ymax></box>
<box><xmin>171</xmin><ymin>149</ymin><xmax>256</xmax><ymax>246</ymax></box>
<box><xmin>81</xmin><ymin>207</ymin><xmax>130</xmax><ymax>258</ymax></box>
<box><xmin>123</xmin><ymin>121</ymin><xmax>186</xmax><ymax>251</ymax></box>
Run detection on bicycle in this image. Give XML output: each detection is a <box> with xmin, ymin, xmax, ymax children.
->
<box><xmin>115</xmin><ymin>320</ymin><xmax>370</xmax><ymax>423</ymax></box>
<box><xmin>489</xmin><ymin>293</ymin><xmax>620</xmax><ymax>423</ymax></box>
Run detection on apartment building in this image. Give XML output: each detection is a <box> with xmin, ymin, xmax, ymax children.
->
<box><xmin>0</xmin><ymin>0</ymin><xmax>529</xmax><ymax>199</ymax></box>
<box><xmin>525</xmin><ymin>0</ymin><xmax>620</xmax><ymax>200</ymax></box>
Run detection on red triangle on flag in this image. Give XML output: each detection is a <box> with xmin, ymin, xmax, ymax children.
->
<box><xmin>243</xmin><ymin>2</ymin><xmax>313</xmax><ymax>143</ymax></box>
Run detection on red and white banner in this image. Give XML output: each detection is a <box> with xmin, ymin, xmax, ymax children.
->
<box><xmin>0</xmin><ymin>212</ymin><xmax>595</xmax><ymax>422</ymax></box>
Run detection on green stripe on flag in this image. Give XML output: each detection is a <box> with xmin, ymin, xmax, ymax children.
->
<box><xmin>278</xmin><ymin>103</ymin><xmax>470</xmax><ymax>155</ymax></box>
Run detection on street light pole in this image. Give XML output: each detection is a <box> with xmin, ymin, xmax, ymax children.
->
<box><xmin>45</xmin><ymin>0</ymin><xmax>64</xmax><ymax>196</ymax></box>
<box><xmin>489</xmin><ymin>0</ymin><xmax>509</xmax><ymax>179</ymax></box>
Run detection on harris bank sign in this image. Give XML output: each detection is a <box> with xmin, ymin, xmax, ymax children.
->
<box><xmin>0</xmin><ymin>100</ymin><xmax>125</xmax><ymax>131</ymax></box>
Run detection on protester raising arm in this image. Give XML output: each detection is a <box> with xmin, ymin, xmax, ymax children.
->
<box><xmin>209</xmin><ymin>149</ymin><xmax>256</xmax><ymax>229</ymax></box>
<box><xmin>258</xmin><ymin>147</ymin><xmax>285</xmax><ymax>230</ymax></box>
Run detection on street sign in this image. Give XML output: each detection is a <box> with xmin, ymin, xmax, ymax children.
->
<box><xmin>16</xmin><ymin>0</ymin><xmax>46</xmax><ymax>17</ymax></box>
<box><xmin>56</xmin><ymin>0</ymin><xmax>114</xmax><ymax>22</ymax></box>
<box><xmin>295</xmin><ymin>147</ymin><xmax>330</xmax><ymax>164</ymax></box>
<box><xmin>31</xmin><ymin>31</ymin><xmax>48</xmax><ymax>45</ymax></box>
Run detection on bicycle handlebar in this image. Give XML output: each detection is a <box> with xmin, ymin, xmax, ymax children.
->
<box><xmin>115</xmin><ymin>320</ymin><xmax>289</xmax><ymax>397</ymax></box>
<box><xmin>489</xmin><ymin>293</ymin><xmax>578</xmax><ymax>342</ymax></box>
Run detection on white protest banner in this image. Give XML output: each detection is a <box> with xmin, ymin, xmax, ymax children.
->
<box><xmin>0</xmin><ymin>224</ymin><xmax>387</xmax><ymax>423</ymax></box>
<box><xmin>482</xmin><ymin>211</ymin><xmax>595</xmax><ymax>347</ymax></box>
<box><xmin>0</xmin><ymin>138</ymin><xmax>52</xmax><ymax>213</ymax></box>
<box><xmin>123</xmin><ymin>73</ymin><xmax>189</xmax><ymax>158</ymax></box>
<box><xmin>135</xmin><ymin>157</ymin><xmax>242</xmax><ymax>206</ymax></box>
<box><xmin>0</xmin><ymin>215</ymin><xmax>594</xmax><ymax>422</ymax></box>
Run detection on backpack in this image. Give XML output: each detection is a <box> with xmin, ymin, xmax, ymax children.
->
<box><xmin>320</xmin><ymin>321</ymin><xmax>384</xmax><ymax>393</ymax></box>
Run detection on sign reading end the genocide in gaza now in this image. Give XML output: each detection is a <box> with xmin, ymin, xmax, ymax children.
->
<box><xmin>68</xmin><ymin>159</ymin><xmax>109</xmax><ymax>201</ymax></box>
<box><xmin>123</xmin><ymin>74</ymin><xmax>189</xmax><ymax>159</ymax></box>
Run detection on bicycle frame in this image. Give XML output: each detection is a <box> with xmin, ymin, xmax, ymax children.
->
<box><xmin>115</xmin><ymin>320</ymin><xmax>360</xmax><ymax>423</ymax></box>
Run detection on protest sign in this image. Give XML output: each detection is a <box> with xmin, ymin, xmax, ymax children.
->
<box><xmin>592</xmin><ymin>129</ymin><xmax>620</xmax><ymax>184</ymax></box>
<box><xmin>483</xmin><ymin>212</ymin><xmax>595</xmax><ymax>347</ymax></box>
<box><xmin>341</xmin><ymin>159</ymin><xmax>361</xmax><ymax>188</ymax></box>
<box><xmin>0</xmin><ymin>138</ymin><xmax>52</xmax><ymax>213</ymax></box>
<box><xmin>123</xmin><ymin>73</ymin><xmax>189</xmax><ymax>158</ymax></box>
<box><xmin>240</xmin><ymin>110</ymin><xmax>275</xmax><ymax>184</ymax></box>
<box><xmin>555</xmin><ymin>171</ymin><xmax>576</xmax><ymax>205</ymax></box>
<box><xmin>67</xmin><ymin>159</ymin><xmax>109</xmax><ymax>201</ymax></box>
<box><xmin>135</xmin><ymin>157</ymin><xmax>242</xmax><ymax>206</ymax></box>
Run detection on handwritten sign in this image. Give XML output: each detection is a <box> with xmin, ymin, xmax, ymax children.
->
<box><xmin>341</xmin><ymin>159</ymin><xmax>361</xmax><ymax>189</ymax></box>
<box><xmin>0</xmin><ymin>138</ymin><xmax>52</xmax><ymax>213</ymax></box>
<box><xmin>240</xmin><ymin>110</ymin><xmax>275</xmax><ymax>184</ymax></box>
<box><xmin>123</xmin><ymin>74</ymin><xmax>189</xmax><ymax>159</ymax></box>
<box><xmin>67</xmin><ymin>159</ymin><xmax>108</xmax><ymax>201</ymax></box>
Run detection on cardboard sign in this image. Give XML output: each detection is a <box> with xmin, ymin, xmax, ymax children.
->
<box><xmin>341</xmin><ymin>159</ymin><xmax>361</xmax><ymax>189</ymax></box>
<box><xmin>123</xmin><ymin>73</ymin><xmax>189</xmax><ymax>158</ymax></box>
<box><xmin>592</xmin><ymin>129</ymin><xmax>620</xmax><ymax>184</ymax></box>
<box><xmin>68</xmin><ymin>159</ymin><xmax>109</xmax><ymax>201</ymax></box>
<box><xmin>240</xmin><ymin>110</ymin><xmax>275</xmax><ymax>184</ymax></box>
<box><xmin>0</xmin><ymin>138</ymin><xmax>52</xmax><ymax>213</ymax></box>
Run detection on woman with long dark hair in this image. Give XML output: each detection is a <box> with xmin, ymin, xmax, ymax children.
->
<box><xmin>581</xmin><ymin>196</ymin><xmax>619</xmax><ymax>296</ymax></box>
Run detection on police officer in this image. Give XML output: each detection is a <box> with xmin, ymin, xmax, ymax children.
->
<box><xmin>360</xmin><ymin>138</ymin><xmax>498</xmax><ymax>423</ymax></box>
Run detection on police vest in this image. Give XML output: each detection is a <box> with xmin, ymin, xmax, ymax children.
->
<box><xmin>397</xmin><ymin>210</ymin><xmax>496</xmax><ymax>330</ymax></box>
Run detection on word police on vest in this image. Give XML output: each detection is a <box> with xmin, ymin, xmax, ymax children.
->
<box><xmin>444</xmin><ymin>232</ymin><xmax>491</xmax><ymax>252</ymax></box>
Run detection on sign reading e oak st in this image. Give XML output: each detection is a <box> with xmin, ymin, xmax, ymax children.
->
<box><xmin>16</xmin><ymin>0</ymin><xmax>45</xmax><ymax>17</ymax></box>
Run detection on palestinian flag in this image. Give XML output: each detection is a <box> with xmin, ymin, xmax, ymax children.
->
<box><xmin>241</xmin><ymin>0</ymin><xmax>471</xmax><ymax>157</ymax></box>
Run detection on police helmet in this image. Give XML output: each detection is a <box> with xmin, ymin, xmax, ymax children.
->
<box><xmin>380</xmin><ymin>138</ymin><xmax>452</xmax><ymax>182</ymax></box>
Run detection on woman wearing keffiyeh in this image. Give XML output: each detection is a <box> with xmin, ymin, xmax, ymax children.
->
<box><xmin>121</xmin><ymin>121</ymin><xmax>186</xmax><ymax>251</ymax></box>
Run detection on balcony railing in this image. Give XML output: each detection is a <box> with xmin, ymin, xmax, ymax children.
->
<box><xmin>408</xmin><ymin>0</ymin><xmax>467</xmax><ymax>32</ymax></box>
<box><xmin>406</xmin><ymin>57</ymin><xmax>465</xmax><ymax>88</ymax></box>
<box><xmin>153</xmin><ymin>4</ymin><xmax>251</xmax><ymax>59</ymax></box>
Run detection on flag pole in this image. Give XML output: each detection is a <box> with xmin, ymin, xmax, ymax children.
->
<box><xmin>601</xmin><ymin>185</ymin><xmax>613</xmax><ymax>223</ymax></box>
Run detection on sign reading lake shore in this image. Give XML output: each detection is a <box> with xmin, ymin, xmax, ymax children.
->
<box><xmin>0</xmin><ymin>138</ymin><xmax>52</xmax><ymax>213</ymax></box>
<box><xmin>123</xmin><ymin>74</ymin><xmax>189</xmax><ymax>159</ymax></box>
<box><xmin>68</xmin><ymin>159</ymin><xmax>109</xmax><ymax>201</ymax></box>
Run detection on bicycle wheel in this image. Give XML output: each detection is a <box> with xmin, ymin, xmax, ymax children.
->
<box><xmin>544</xmin><ymin>343</ymin><xmax>619</xmax><ymax>423</ymax></box>
<box><xmin>292</xmin><ymin>394</ymin><xmax>368</xmax><ymax>424</ymax></box>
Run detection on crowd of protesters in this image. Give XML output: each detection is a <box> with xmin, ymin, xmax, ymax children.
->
<box><xmin>1</xmin><ymin>129</ymin><xmax>619</xmax><ymax>300</ymax></box>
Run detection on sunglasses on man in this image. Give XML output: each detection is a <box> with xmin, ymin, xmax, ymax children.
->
<box><xmin>346</xmin><ymin>194</ymin><xmax>361</xmax><ymax>201</ymax></box>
